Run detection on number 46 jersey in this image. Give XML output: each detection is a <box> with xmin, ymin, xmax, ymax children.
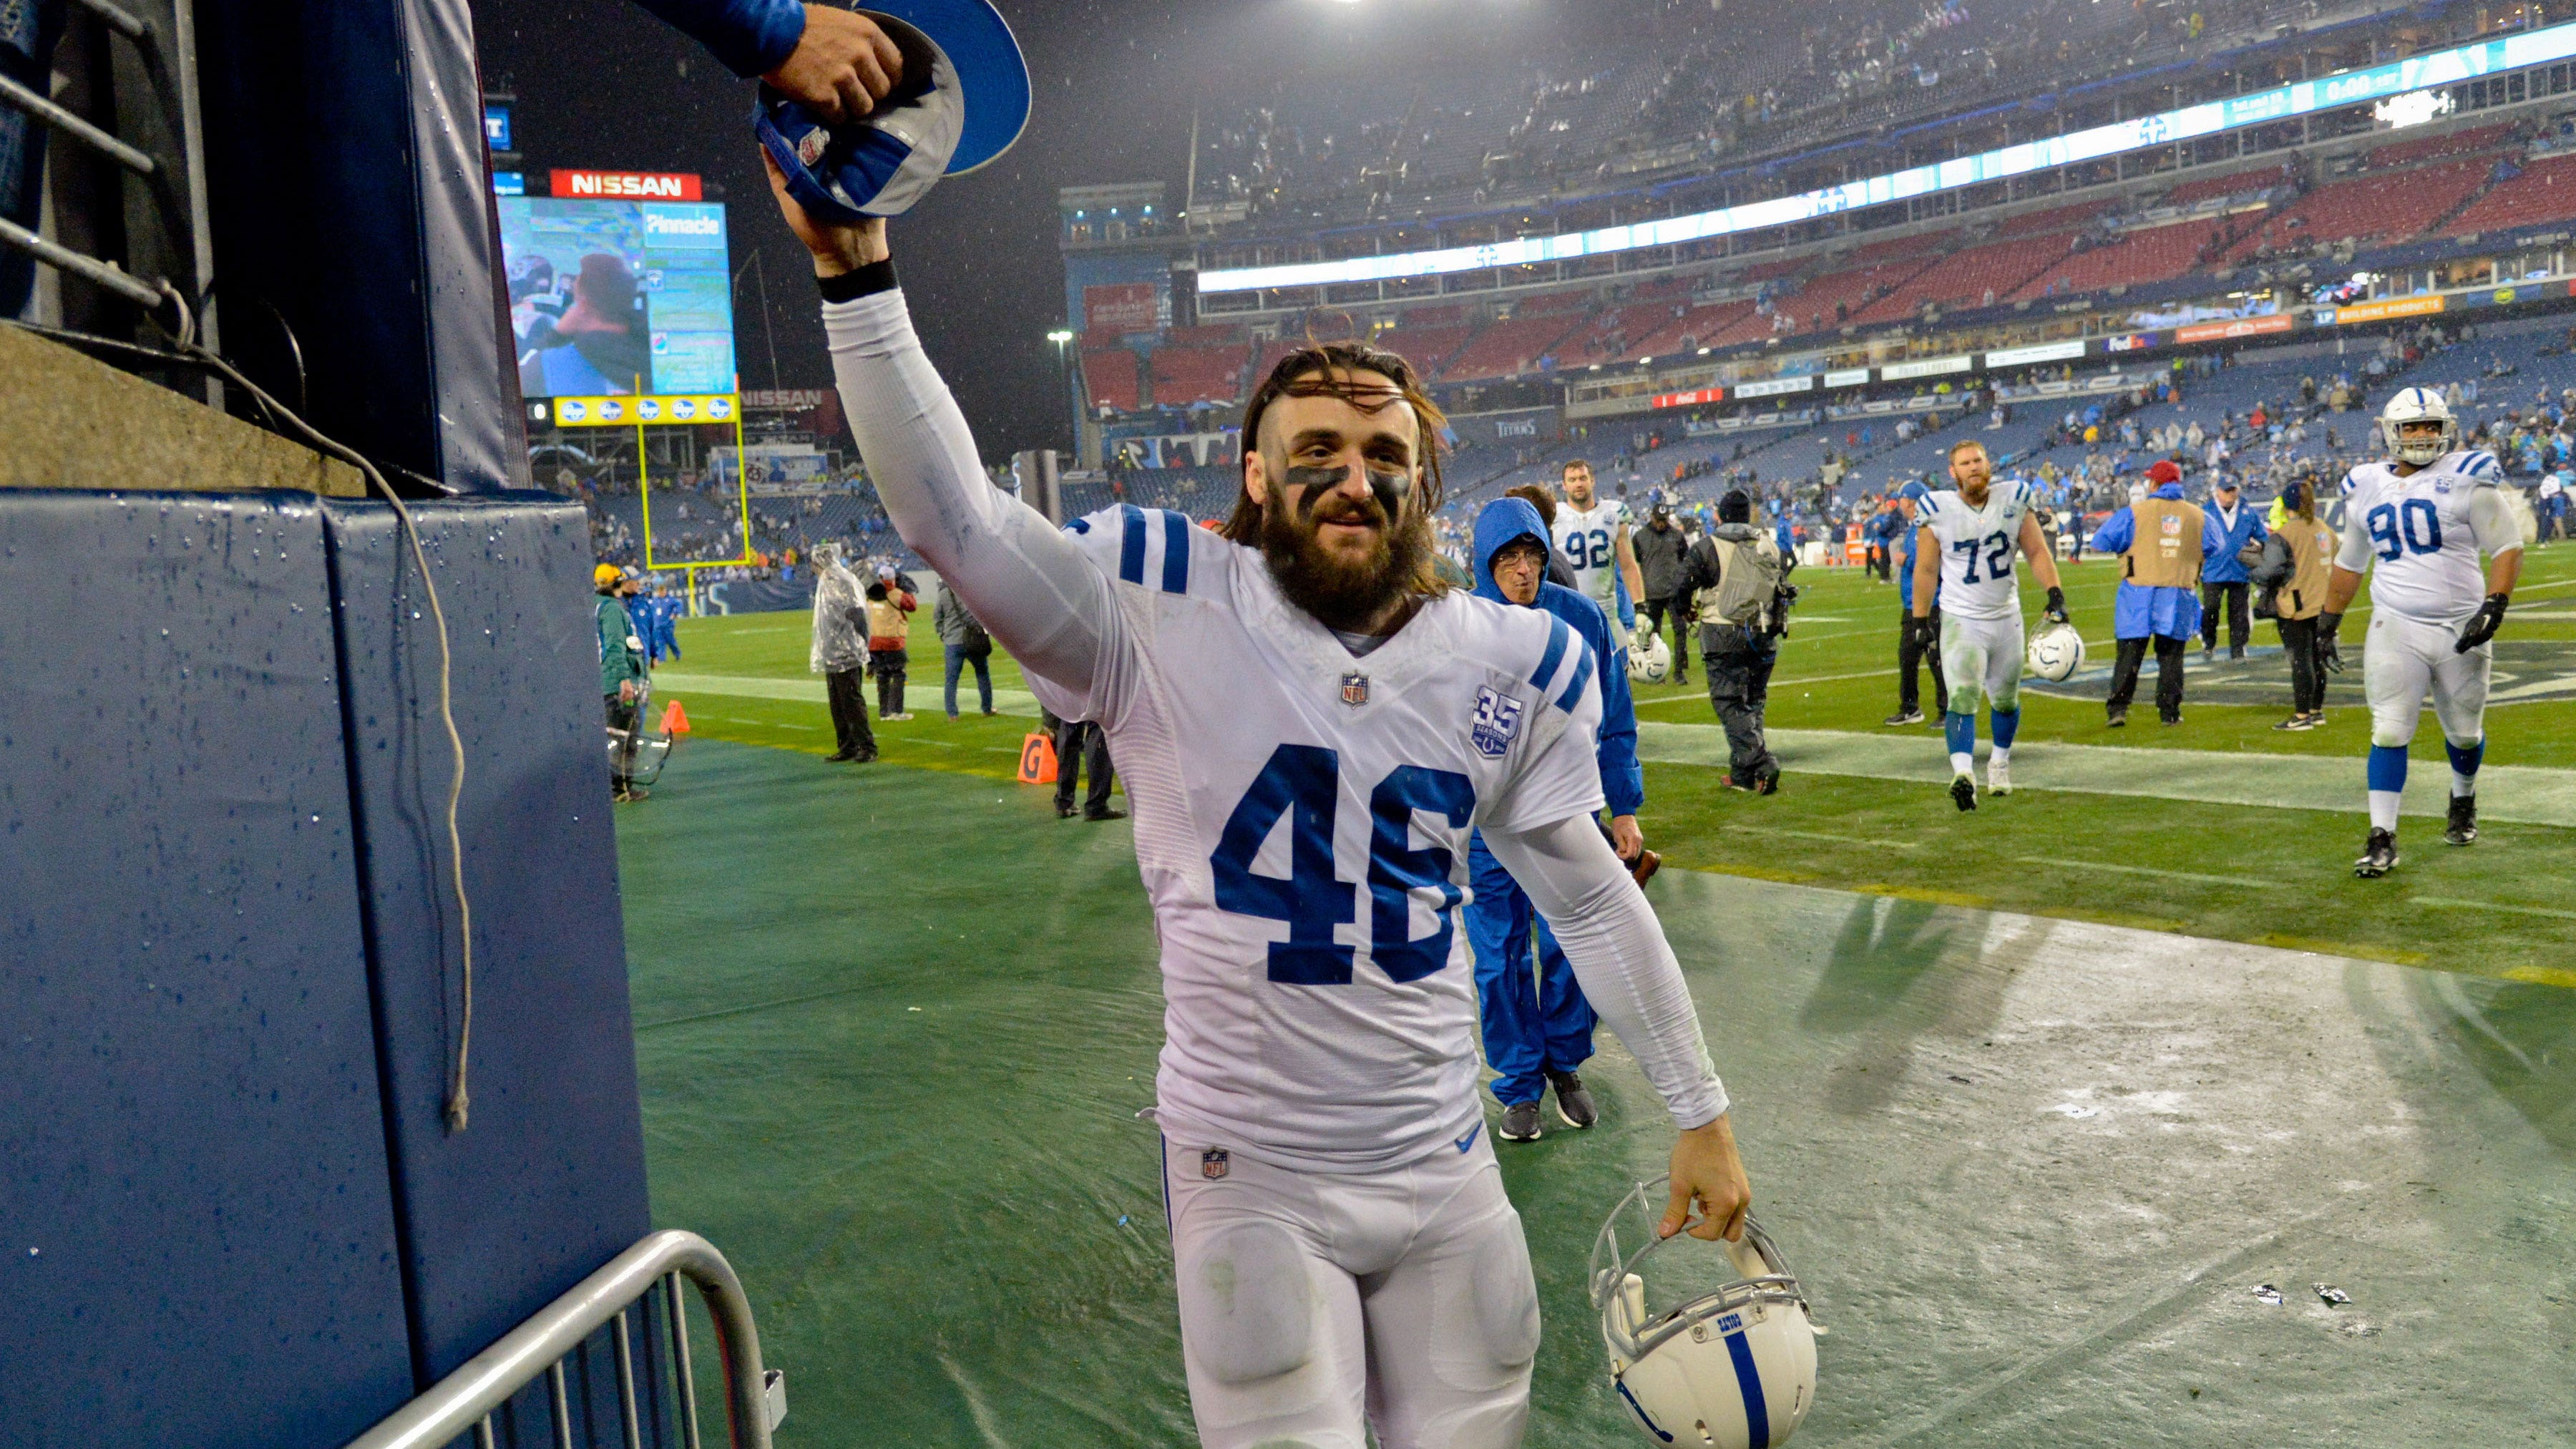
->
<box><xmin>2336</xmin><ymin>450</ymin><xmax>2518</xmax><ymax>625</ymax></box>
<box><xmin>1043</xmin><ymin>506</ymin><xmax>1616</xmax><ymax>1173</ymax></box>
<box><xmin>1921</xmin><ymin>478</ymin><xmax>2036</xmax><ymax>621</ymax></box>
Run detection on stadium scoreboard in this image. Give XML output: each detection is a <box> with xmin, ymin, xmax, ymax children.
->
<box><xmin>498</xmin><ymin>169</ymin><xmax>736</xmax><ymax>405</ymax></box>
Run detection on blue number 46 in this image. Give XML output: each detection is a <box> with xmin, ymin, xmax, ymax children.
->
<box><xmin>1211</xmin><ymin>744</ymin><xmax>1475</xmax><ymax>985</ymax></box>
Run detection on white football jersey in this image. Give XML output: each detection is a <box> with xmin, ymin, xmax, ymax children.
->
<box><xmin>1040</xmin><ymin>505</ymin><xmax>1609</xmax><ymax>1173</ymax></box>
<box><xmin>1557</xmin><ymin>497</ymin><xmax>1630</xmax><ymax>606</ymax></box>
<box><xmin>2336</xmin><ymin>449</ymin><xmax>2512</xmax><ymax>624</ymax></box>
<box><xmin>1921</xmin><ymin>479</ymin><xmax>2035</xmax><ymax>621</ymax></box>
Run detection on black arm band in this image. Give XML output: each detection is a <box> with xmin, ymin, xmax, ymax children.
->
<box><xmin>818</xmin><ymin>258</ymin><xmax>898</xmax><ymax>303</ymax></box>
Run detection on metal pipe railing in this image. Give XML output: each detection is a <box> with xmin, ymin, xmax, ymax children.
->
<box><xmin>340</xmin><ymin>1229</ymin><xmax>775</xmax><ymax>1449</ymax></box>
<box><xmin>0</xmin><ymin>68</ymin><xmax>158</xmax><ymax>176</ymax></box>
<box><xmin>0</xmin><ymin>215</ymin><xmax>165</xmax><ymax>309</ymax></box>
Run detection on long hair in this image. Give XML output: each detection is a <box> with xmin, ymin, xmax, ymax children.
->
<box><xmin>1226</xmin><ymin>342</ymin><xmax>1448</xmax><ymax>552</ymax></box>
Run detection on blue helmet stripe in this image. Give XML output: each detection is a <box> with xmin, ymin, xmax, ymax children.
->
<box><xmin>1723</xmin><ymin>1328</ymin><xmax>1773</xmax><ymax>1448</ymax></box>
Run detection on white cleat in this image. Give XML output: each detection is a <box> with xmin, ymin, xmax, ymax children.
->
<box><xmin>1986</xmin><ymin>759</ymin><xmax>2012</xmax><ymax>796</ymax></box>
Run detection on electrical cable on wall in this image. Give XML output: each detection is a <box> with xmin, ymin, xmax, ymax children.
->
<box><xmin>9</xmin><ymin>298</ymin><xmax>483</xmax><ymax>1133</ymax></box>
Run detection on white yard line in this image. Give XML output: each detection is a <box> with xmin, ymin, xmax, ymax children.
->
<box><xmin>2019</xmin><ymin>855</ymin><xmax>2263</xmax><ymax>887</ymax></box>
<box><xmin>1636</xmin><ymin>721</ymin><xmax>2576</xmax><ymax>826</ymax></box>
<box><xmin>2411</xmin><ymin>894</ymin><xmax>2576</xmax><ymax>921</ymax></box>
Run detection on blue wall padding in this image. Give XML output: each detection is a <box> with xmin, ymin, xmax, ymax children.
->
<box><xmin>321</xmin><ymin>497</ymin><xmax>665</xmax><ymax>1443</ymax></box>
<box><xmin>195</xmin><ymin>0</ymin><xmax>520</xmax><ymax>492</ymax></box>
<box><xmin>0</xmin><ymin>489</ymin><xmax>415</xmax><ymax>1448</ymax></box>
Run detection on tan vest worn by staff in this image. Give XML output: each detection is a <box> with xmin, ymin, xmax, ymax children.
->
<box><xmin>2273</xmin><ymin>514</ymin><xmax>2339</xmax><ymax>620</ymax></box>
<box><xmin>2123</xmin><ymin>497</ymin><xmax>2207</xmax><ymax>589</ymax></box>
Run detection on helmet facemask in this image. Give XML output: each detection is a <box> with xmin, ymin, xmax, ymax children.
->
<box><xmin>2379</xmin><ymin>390</ymin><xmax>2457</xmax><ymax>467</ymax></box>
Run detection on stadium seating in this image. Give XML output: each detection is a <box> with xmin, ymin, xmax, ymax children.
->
<box><xmin>2228</xmin><ymin>157</ymin><xmax>2492</xmax><ymax>258</ymax></box>
<box><xmin>2157</xmin><ymin>165</ymin><xmax>2283</xmax><ymax>205</ymax></box>
<box><xmin>2012</xmin><ymin>218</ymin><xmax>2222</xmax><ymax>299</ymax></box>
<box><xmin>1084</xmin><ymin>348</ymin><xmax>1145</xmax><ymax>414</ymax></box>
<box><xmin>1148</xmin><ymin>341</ymin><xmax>1251</xmax><ymax>408</ymax></box>
<box><xmin>2442</xmin><ymin>152</ymin><xmax>2576</xmax><ymax>236</ymax></box>
<box><xmin>1443</xmin><ymin>310</ymin><xmax>1590</xmax><ymax>381</ymax></box>
<box><xmin>1850</xmin><ymin>230</ymin><xmax>2077</xmax><ymax>323</ymax></box>
<box><xmin>2361</xmin><ymin>122</ymin><xmax>2513</xmax><ymax>170</ymax></box>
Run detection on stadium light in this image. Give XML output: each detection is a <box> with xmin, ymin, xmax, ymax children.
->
<box><xmin>1046</xmin><ymin>328</ymin><xmax>1074</xmax><ymax>343</ymax></box>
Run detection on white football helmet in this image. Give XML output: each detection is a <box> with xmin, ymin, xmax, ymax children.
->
<box><xmin>2026</xmin><ymin>620</ymin><xmax>2086</xmax><ymax>683</ymax></box>
<box><xmin>1593</xmin><ymin>1180</ymin><xmax>1823</xmax><ymax>1448</ymax></box>
<box><xmin>2378</xmin><ymin>386</ymin><xmax>2458</xmax><ymax>467</ymax></box>
<box><xmin>1631</xmin><ymin>633</ymin><xmax>1673</xmax><ymax>685</ymax></box>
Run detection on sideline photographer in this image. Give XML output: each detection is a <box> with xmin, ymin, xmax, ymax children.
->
<box><xmin>1675</xmin><ymin>489</ymin><xmax>1797</xmax><ymax>793</ymax></box>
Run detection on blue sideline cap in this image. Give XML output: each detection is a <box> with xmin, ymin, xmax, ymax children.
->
<box><xmin>754</xmin><ymin>2</ymin><xmax>1029</xmax><ymax>223</ymax></box>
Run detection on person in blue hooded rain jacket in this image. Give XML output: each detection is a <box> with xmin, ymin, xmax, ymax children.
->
<box><xmin>1465</xmin><ymin>497</ymin><xmax>1647</xmax><ymax>1143</ymax></box>
<box><xmin>2089</xmin><ymin>459</ymin><xmax>2228</xmax><ymax>725</ymax></box>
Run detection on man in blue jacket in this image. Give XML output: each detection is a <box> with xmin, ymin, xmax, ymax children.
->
<box><xmin>2089</xmin><ymin>459</ymin><xmax>2230</xmax><ymax>725</ymax></box>
<box><xmin>1465</xmin><ymin>497</ymin><xmax>1646</xmax><ymax>1143</ymax></box>
<box><xmin>1886</xmin><ymin>479</ymin><xmax>1946</xmax><ymax>725</ymax></box>
<box><xmin>2198</xmin><ymin>475</ymin><xmax>2267</xmax><ymax>661</ymax></box>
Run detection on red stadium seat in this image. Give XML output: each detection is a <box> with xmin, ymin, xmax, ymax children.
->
<box><xmin>2443</xmin><ymin>152</ymin><xmax>2576</xmax><ymax>236</ymax></box>
<box><xmin>1083</xmin><ymin>348</ymin><xmax>1144</xmax><ymax>414</ymax></box>
<box><xmin>2012</xmin><ymin>218</ymin><xmax>2223</xmax><ymax>299</ymax></box>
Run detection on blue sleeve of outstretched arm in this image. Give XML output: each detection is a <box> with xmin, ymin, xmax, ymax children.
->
<box><xmin>630</xmin><ymin>0</ymin><xmax>806</xmax><ymax>77</ymax></box>
<box><xmin>2090</xmin><ymin>509</ymin><xmax>2133</xmax><ymax>555</ymax></box>
<box><xmin>1595</xmin><ymin>633</ymin><xmax>1644</xmax><ymax>816</ymax></box>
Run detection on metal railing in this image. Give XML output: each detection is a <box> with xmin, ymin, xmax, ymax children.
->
<box><xmin>0</xmin><ymin>0</ymin><xmax>212</xmax><ymax>336</ymax></box>
<box><xmin>341</xmin><ymin>1230</ymin><xmax>781</xmax><ymax>1449</ymax></box>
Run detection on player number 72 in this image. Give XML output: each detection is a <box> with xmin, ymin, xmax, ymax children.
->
<box><xmin>1211</xmin><ymin>743</ymin><xmax>1476</xmax><ymax>986</ymax></box>
<box><xmin>1950</xmin><ymin>531</ymin><xmax>2012</xmax><ymax>584</ymax></box>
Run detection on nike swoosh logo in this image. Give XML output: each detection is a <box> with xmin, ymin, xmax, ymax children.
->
<box><xmin>1455</xmin><ymin>1123</ymin><xmax>1482</xmax><ymax>1153</ymax></box>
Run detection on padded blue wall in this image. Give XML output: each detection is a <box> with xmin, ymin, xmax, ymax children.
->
<box><xmin>322</xmin><ymin>496</ymin><xmax>656</xmax><ymax>1391</ymax></box>
<box><xmin>0</xmin><ymin>489</ymin><xmax>666</xmax><ymax>1446</ymax></box>
<box><xmin>0</xmin><ymin>490</ymin><xmax>415</xmax><ymax>1447</ymax></box>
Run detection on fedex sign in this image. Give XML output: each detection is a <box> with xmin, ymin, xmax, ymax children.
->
<box><xmin>550</xmin><ymin>169</ymin><xmax>703</xmax><ymax>201</ymax></box>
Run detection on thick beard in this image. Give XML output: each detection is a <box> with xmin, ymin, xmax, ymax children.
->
<box><xmin>1259</xmin><ymin>491</ymin><xmax>1430</xmax><ymax>634</ymax></box>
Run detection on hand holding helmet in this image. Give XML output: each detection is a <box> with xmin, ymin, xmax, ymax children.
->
<box><xmin>1596</xmin><ymin>1178</ymin><xmax>1823</xmax><ymax>1448</ymax></box>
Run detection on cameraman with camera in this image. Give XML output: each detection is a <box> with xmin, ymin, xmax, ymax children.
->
<box><xmin>1675</xmin><ymin>489</ymin><xmax>1797</xmax><ymax>794</ymax></box>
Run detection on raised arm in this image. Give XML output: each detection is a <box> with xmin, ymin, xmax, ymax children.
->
<box><xmin>775</xmin><ymin>162</ymin><xmax>1119</xmax><ymax>700</ymax></box>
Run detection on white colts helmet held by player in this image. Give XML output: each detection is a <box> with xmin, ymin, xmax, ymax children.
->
<box><xmin>2026</xmin><ymin>619</ymin><xmax>2087</xmax><ymax>683</ymax></box>
<box><xmin>1631</xmin><ymin>633</ymin><xmax>1674</xmax><ymax>685</ymax></box>
<box><xmin>2379</xmin><ymin>386</ymin><xmax>2459</xmax><ymax>466</ymax></box>
<box><xmin>1593</xmin><ymin>1179</ymin><xmax>1823</xmax><ymax>1448</ymax></box>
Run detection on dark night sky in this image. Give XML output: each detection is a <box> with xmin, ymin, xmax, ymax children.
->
<box><xmin>469</xmin><ymin>1</ymin><xmax>1592</xmax><ymax>460</ymax></box>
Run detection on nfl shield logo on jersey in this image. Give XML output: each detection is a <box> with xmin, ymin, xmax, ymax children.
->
<box><xmin>1470</xmin><ymin>686</ymin><xmax>1524</xmax><ymax>758</ymax></box>
<box><xmin>1341</xmin><ymin>672</ymin><xmax>1370</xmax><ymax>709</ymax></box>
<box><xmin>1200</xmin><ymin>1148</ymin><xmax>1229</xmax><ymax>1180</ymax></box>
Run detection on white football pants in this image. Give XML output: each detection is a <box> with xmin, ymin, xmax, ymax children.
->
<box><xmin>1939</xmin><ymin>612</ymin><xmax>2026</xmax><ymax>715</ymax></box>
<box><xmin>1161</xmin><ymin>1128</ymin><xmax>1538</xmax><ymax>1449</ymax></box>
<box><xmin>2363</xmin><ymin>611</ymin><xmax>2490</xmax><ymax>748</ymax></box>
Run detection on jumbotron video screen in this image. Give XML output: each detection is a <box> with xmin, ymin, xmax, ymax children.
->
<box><xmin>497</xmin><ymin>193</ymin><xmax>736</xmax><ymax>399</ymax></box>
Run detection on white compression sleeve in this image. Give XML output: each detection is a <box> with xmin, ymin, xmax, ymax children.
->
<box><xmin>2469</xmin><ymin>487</ymin><xmax>2524</xmax><ymax>561</ymax></box>
<box><xmin>1480</xmin><ymin>814</ymin><xmax>1728</xmax><ymax>1130</ymax></box>
<box><xmin>824</xmin><ymin>288</ymin><xmax>1118</xmax><ymax>698</ymax></box>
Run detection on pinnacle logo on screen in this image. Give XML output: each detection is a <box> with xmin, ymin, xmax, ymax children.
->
<box><xmin>550</xmin><ymin>169</ymin><xmax>703</xmax><ymax>201</ymax></box>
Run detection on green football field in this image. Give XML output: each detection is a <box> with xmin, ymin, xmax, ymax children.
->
<box><xmin>621</xmin><ymin>552</ymin><xmax>2576</xmax><ymax>1445</ymax></box>
<box><xmin>618</xmin><ymin>743</ymin><xmax>2576</xmax><ymax>1448</ymax></box>
<box><xmin>645</xmin><ymin>540</ymin><xmax>2576</xmax><ymax>985</ymax></box>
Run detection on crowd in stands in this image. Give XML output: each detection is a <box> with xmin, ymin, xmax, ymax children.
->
<box><xmin>1091</xmin><ymin>108</ymin><xmax>2576</xmax><ymax>429</ymax></box>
